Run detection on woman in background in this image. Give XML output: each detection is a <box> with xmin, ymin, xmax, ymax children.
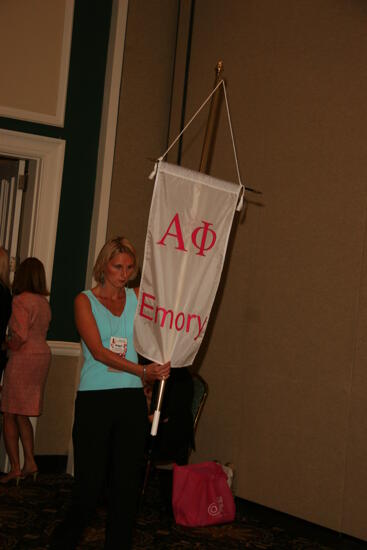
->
<box><xmin>51</xmin><ymin>236</ymin><xmax>170</xmax><ymax>550</ymax></box>
<box><xmin>0</xmin><ymin>247</ymin><xmax>12</xmax><ymax>383</ymax></box>
<box><xmin>0</xmin><ymin>257</ymin><xmax>51</xmax><ymax>485</ymax></box>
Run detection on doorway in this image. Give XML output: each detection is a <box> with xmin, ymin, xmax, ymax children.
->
<box><xmin>0</xmin><ymin>130</ymin><xmax>65</xmax><ymax>473</ymax></box>
<box><xmin>0</xmin><ymin>129</ymin><xmax>65</xmax><ymax>285</ymax></box>
<box><xmin>0</xmin><ymin>156</ymin><xmax>39</xmax><ymax>279</ymax></box>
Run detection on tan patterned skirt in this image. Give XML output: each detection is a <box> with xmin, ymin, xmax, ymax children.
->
<box><xmin>1</xmin><ymin>351</ymin><xmax>51</xmax><ymax>416</ymax></box>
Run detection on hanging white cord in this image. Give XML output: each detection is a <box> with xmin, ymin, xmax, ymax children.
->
<box><xmin>150</xmin><ymin>79</ymin><xmax>224</xmax><ymax>171</ymax></box>
<box><xmin>222</xmin><ymin>83</ymin><xmax>244</xmax><ymax>195</ymax></box>
<box><xmin>149</xmin><ymin>80</ymin><xmax>245</xmax><ymax>209</ymax></box>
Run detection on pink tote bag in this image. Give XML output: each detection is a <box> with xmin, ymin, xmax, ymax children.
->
<box><xmin>172</xmin><ymin>461</ymin><xmax>236</xmax><ymax>527</ymax></box>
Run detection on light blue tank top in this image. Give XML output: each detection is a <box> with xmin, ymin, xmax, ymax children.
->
<box><xmin>78</xmin><ymin>288</ymin><xmax>142</xmax><ymax>391</ymax></box>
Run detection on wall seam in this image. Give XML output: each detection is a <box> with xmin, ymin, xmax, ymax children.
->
<box><xmin>177</xmin><ymin>0</ymin><xmax>195</xmax><ymax>165</ymax></box>
<box><xmin>339</xmin><ymin>188</ymin><xmax>367</xmax><ymax>534</ymax></box>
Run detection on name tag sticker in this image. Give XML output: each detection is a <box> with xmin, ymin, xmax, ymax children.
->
<box><xmin>108</xmin><ymin>336</ymin><xmax>127</xmax><ymax>372</ymax></box>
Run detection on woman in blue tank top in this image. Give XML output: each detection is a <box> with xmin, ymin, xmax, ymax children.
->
<box><xmin>51</xmin><ymin>237</ymin><xmax>170</xmax><ymax>550</ymax></box>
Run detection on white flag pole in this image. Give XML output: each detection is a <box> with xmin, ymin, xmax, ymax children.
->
<box><xmin>150</xmin><ymin>378</ymin><xmax>166</xmax><ymax>436</ymax></box>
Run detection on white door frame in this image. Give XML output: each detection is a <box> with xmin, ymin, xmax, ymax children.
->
<box><xmin>0</xmin><ymin>129</ymin><xmax>65</xmax><ymax>285</ymax></box>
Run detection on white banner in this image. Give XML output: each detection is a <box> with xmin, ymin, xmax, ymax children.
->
<box><xmin>134</xmin><ymin>161</ymin><xmax>241</xmax><ymax>368</ymax></box>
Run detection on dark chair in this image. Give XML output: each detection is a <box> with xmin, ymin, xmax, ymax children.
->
<box><xmin>191</xmin><ymin>373</ymin><xmax>208</xmax><ymax>434</ymax></box>
<box><xmin>141</xmin><ymin>371</ymin><xmax>208</xmax><ymax>497</ymax></box>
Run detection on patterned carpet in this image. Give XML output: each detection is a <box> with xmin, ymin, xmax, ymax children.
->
<box><xmin>0</xmin><ymin>470</ymin><xmax>364</xmax><ymax>549</ymax></box>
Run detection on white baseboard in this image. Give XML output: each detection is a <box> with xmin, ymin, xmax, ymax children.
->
<box><xmin>48</xmin><ymin>340</ymin><xmax>81</xmax><ymax>357</ymax></box>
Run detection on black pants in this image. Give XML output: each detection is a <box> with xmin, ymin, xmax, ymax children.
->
<box><xmin>70</xmin><ymin>388</ymin><xmax>148</xmax><ymax>549</ymax></box>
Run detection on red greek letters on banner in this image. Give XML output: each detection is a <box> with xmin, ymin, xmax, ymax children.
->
<box><xmin>157</xmin><ymin>213</ymin><xmax>187</xmax><ymax>251</ymax></box>
<box><xmin>191</xmin><ymin>221</ymin><xmax>216</xmax><ymax>256</ymax></box>
<box><xmin>157</xmin><ymin>213</ymin><xmax>217</xmax><ymax>257</ymax></box>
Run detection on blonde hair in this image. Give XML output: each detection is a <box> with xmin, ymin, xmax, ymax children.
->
<box><xmin>0</xmin><ymin>247</ymin><xmax>10</xmax><ymax>288</ymax></box>
<box><xmin>93</xmin><ymin>236</ymin><xmax>138</xmax><ymax>284</ymax></box>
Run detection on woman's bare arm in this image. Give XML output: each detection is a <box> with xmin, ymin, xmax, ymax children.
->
<box><xmin>74</xmin><ymin>293</ymin><xmax>170</xmax><ymax>382</ymax></box>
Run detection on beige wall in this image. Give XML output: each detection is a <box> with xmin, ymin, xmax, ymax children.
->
<box><xmin>35</xmin><ymin>353</ymin><xmax>81</xmax><ymax>455</ymax></box>
<box><xmin>109</xmin><ymin>0</ymin><xmax>367</xmax><ymax>541</ymax></box>
<box><xmin>0</xmin><ymin>0</ymin><xmax>72</xmax><ymax>125</ymax></box>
